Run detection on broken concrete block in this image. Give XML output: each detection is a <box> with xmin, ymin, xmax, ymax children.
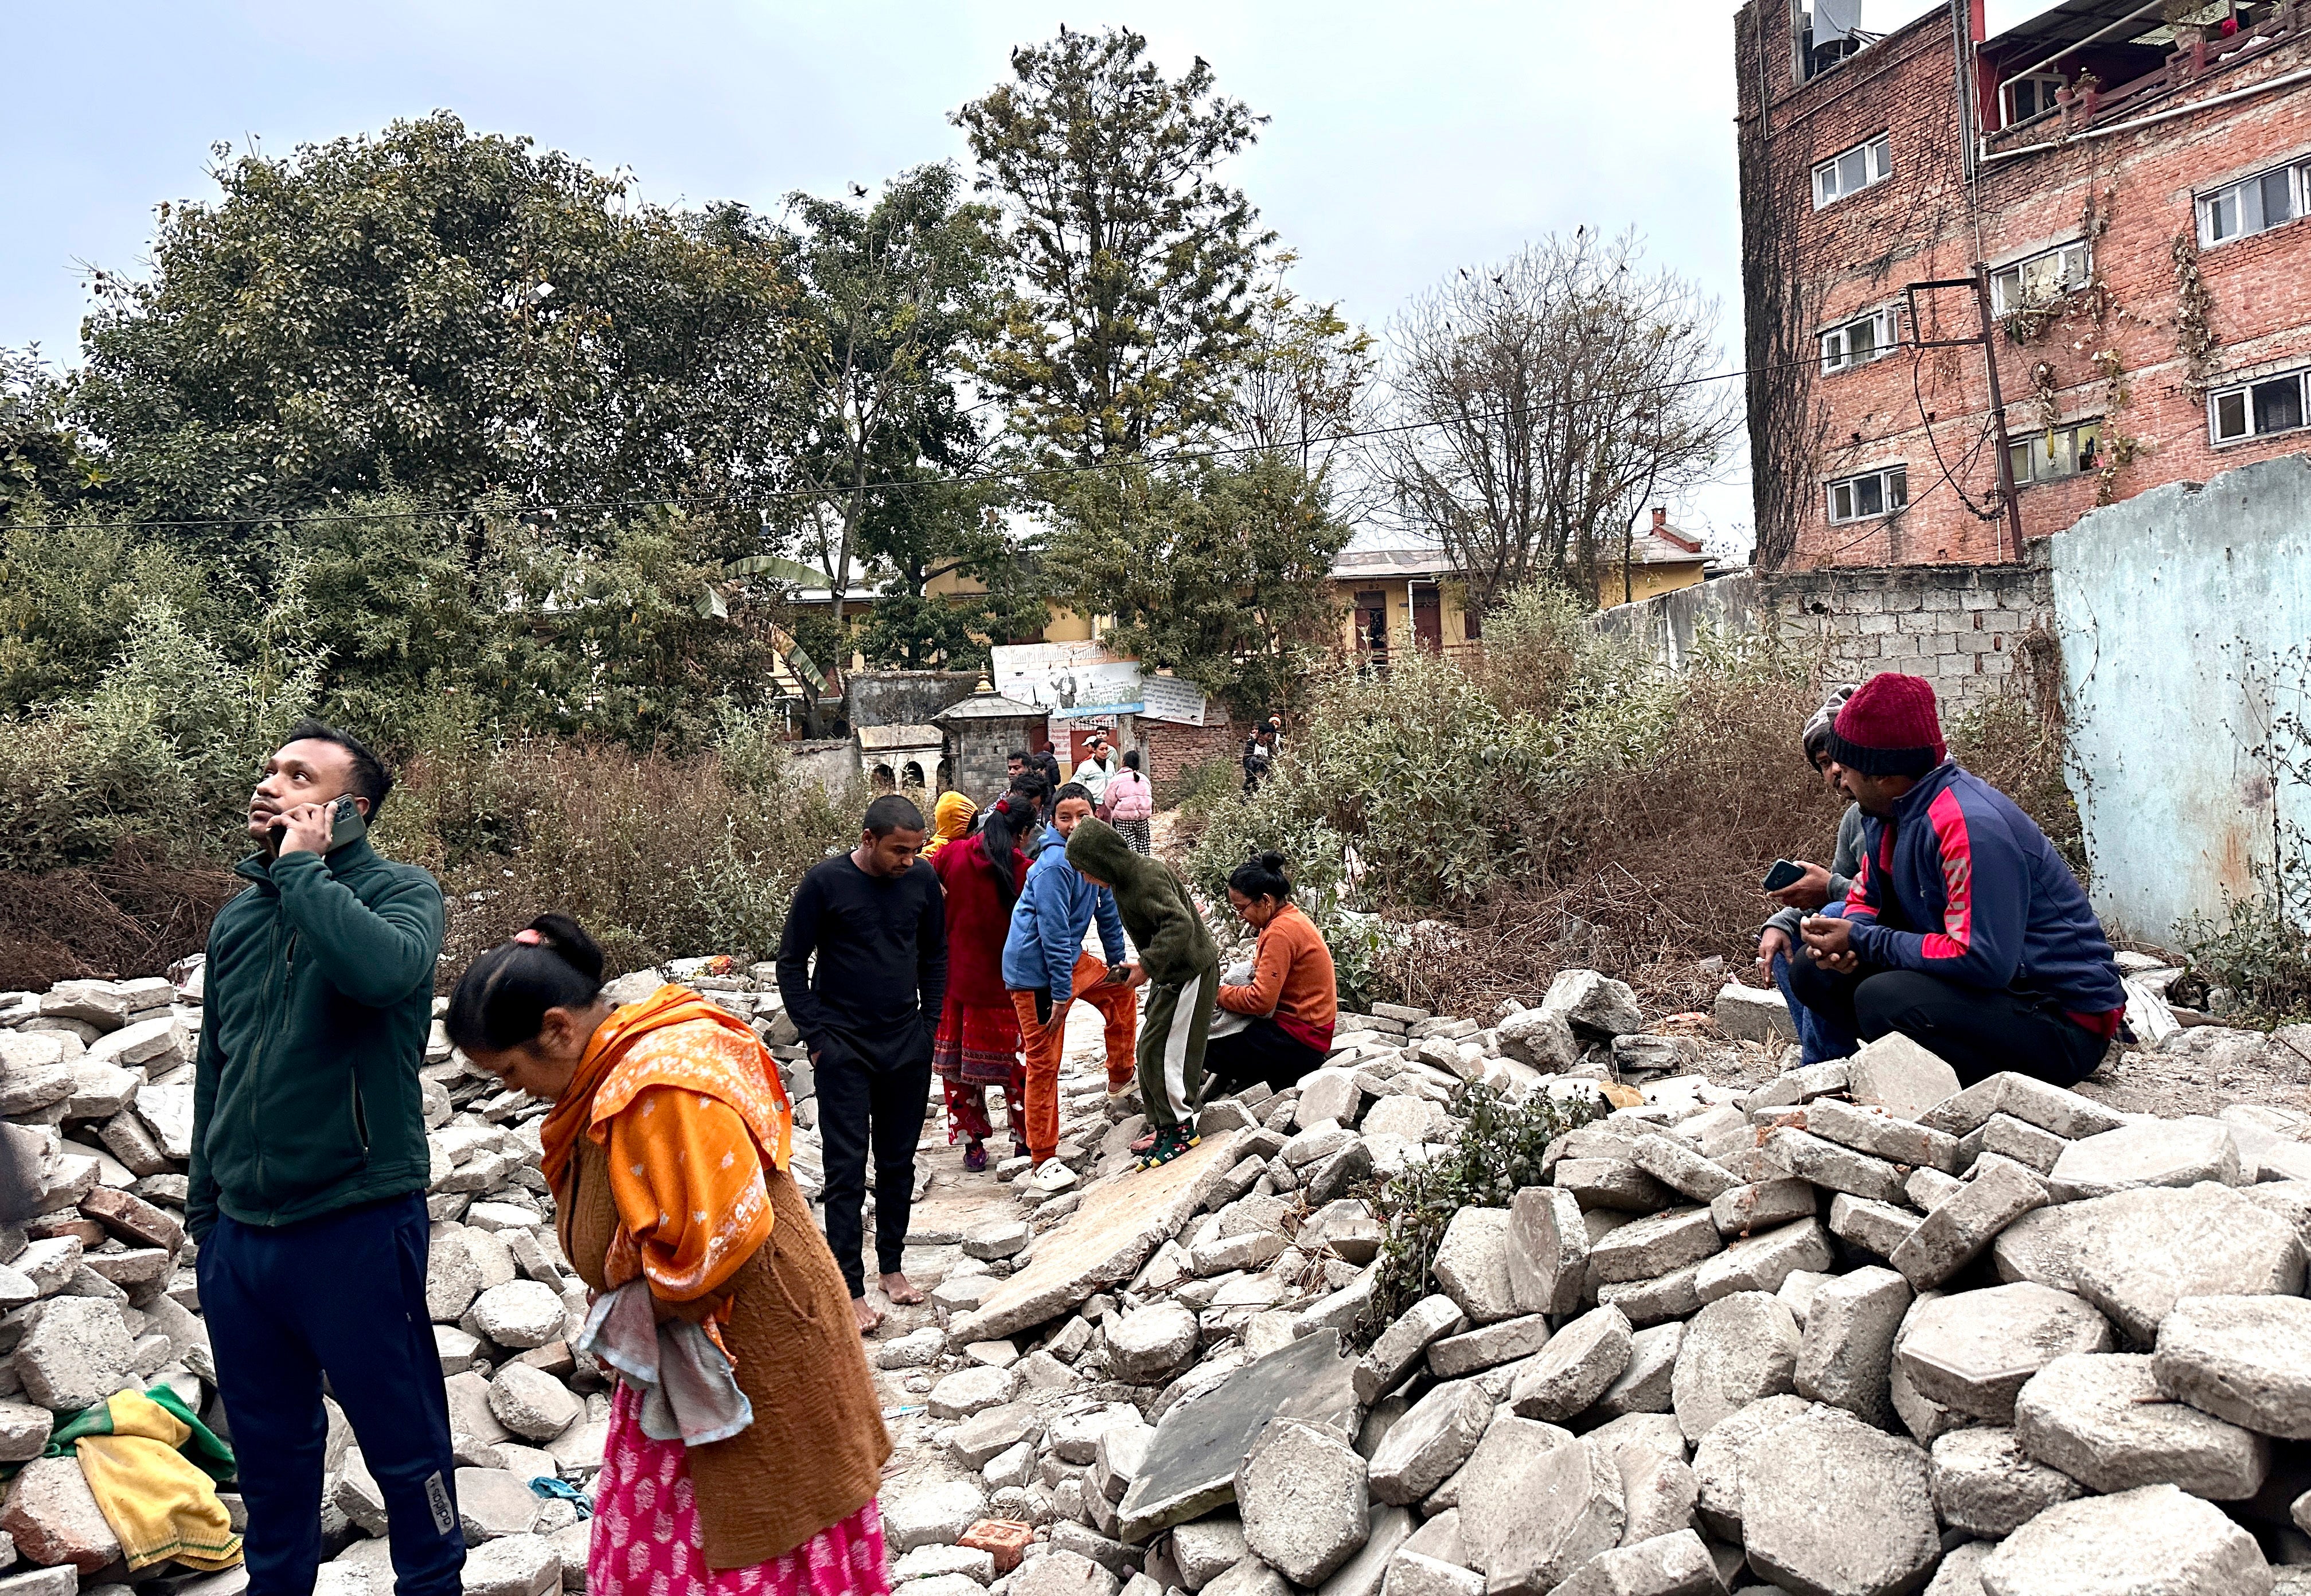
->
<box><xmin>1764</xmin><ymin>1127</ymin><xmax>1910</xmax><ymax>1204</ymax></box>
<box><xmin>883</xmin><ymin>1478</ymin><xmax>993</xmax><ymax>1554</ymax></box>
<box><xmin>1688</xmin><ymin>1392</ymin><xmax>1809</xmax><ymax>1540</ymax></box>
<box><xmin>1979</xmin><ymin>1113</ymin><xmax>2068</xmax><ymax>1174</ymax></box>
<box><xmin>1432</xmin><ymin>1208</ymin><xmax>1518</xmax><ymax>1324</ymax></box>
<box><xmin>1593</xmin><ymin>1322</ymin><xmax>1685</xmax><ymax>1421</ymax></box>
<box><xmin>17</xmin><ymin>1296</ymin><xmax>134</xmax><ymax>1412</ymax></box>
<box><xmin>1108</xmin><ymin>1304</ymin><xmax>1200</xmax><ymax>1386</ymax></box>
<box><xmin>1707</xmin><ymin>1180</ymin><xmax>1816</xmax><ymax>1240</ymax></box>
<box><xmin>1369</xmin><ymin>1380</ymin><xmax>1492</xmax><ymax>1506</ymax></box>
<box><xmin>1977</xmin><ymin>1483</ymin><xmax>2271</xmax><ymax>1595</ymax></box>
<box><xmin>1845</xmin><ymin>1032</ymin><xmax>1962</xmax><ymax>1120</ymax></box>
<box><xmin>1235</xmin><ymin>1419</ymin><xmax>1369</xmax><ymax>1586</ymax></box>
<box><xmin>1509</xmin><ymin>1304</ymin><xmax>1633</xmax><ymax>1423</ymax></box>
<box><xmin>1804</xmin><ymin>1096</ymin><xmax>1963</xmax><ymax>1172</ymax></box>
<box><xmin>1928</xmin><ymin>1426</ymin><xmax>2084</xmax><ymax>1540</ymax></box>
<box><xmin>1556</xmin><ymin>1160</ymin><xmax>1674</xmax><ymax>1215</ymax></box>
<box><xmin>2048</xmin><ymin>1119</ymin><xmax>2240</xmax><ymax>1203</ymax></box>
<box><xmin>1454</xmin><ymin>1415</ymin><xmax>1625</xmax><ymax>1595</ymax></box>
<box><xmin>1614</xmin><ymin>1451</ymin><xmax>1700</xmax><ymax>1548</ymax></box>
<box><xmin>1896</xmin><ymin>1281</ymin><xmax>2114</xmax><ymax>1423</ymax></box>
<box><xmin>486</xmin><ymin>1363</ymin><xmax>580</xmax><ymax>1442</ymax></box>
<box><xmin>1796</xmin><ymin>1264</ymin><xmax>1911</xmax><ymax>1429</ymax></box>
<box><xmin>455</xmin><ymin>1466</ymin><xmax>542</xmax><ymax>1542</ymax></box>
<box><xmin>1693</xmin><ymin>1217</ymin><xmax>1832</xmax><ymax>1303</ymax></box>
<box><xmin>1588</xmin><ymin>1207</ymin><xmax>1722</xmax><ymax>1287</ymax></box>
<box><xmin>1596</xmin><ymin>1265</ymin><xmax>1705</xmax><ymax>1330</ymax></box>
<box><xmin>1540</xmin><ymin>970</ymin><xmax>1644</xmax><ymax>1038</ymax></box>
<box><xmin>1827</xmin><ymin>1193</ymin><xmax>1920</xmax><ymax>1261</ymax></box>
<box><xmin>1171</xmin><ymin>1519</ymin><xmax>1249</xmax><ymax>1591</ymax></box>
<box><xmin>1922</xmin><ymin>1072</ymin><xmax>2125</xmax><ymax>1141</ymax></box>
<box><xmin>1497</xmin><ymin>1009</ymin><xmax>1583</xmax><ymax>1073</ymax></box>
<box><xmin>1544</xmin><ymin>1529</ymin><xmax>1718</xmax><ymax>1596</ymax></box>
<box><xmin>1314</xmin><ymin>1503</ymin><xmax>1411</xmax><ymax>1596</ymax></box>
<box><xmin>2154</xmin><ymin>1294</ymin><xmax>2311</xmax><ymax>1440</ymax></box>
<box><xmin>928</xmin><ymin>1364</ymin><xmax>1018</xmax><ymax>1421</ymax></box>
<box><xmin>462</xmin><ymin>1533</ymin><xmax>560</xmax><ymax>1596</ymax></box>
<box><xmin>2063</xmin><ymin>1182</ymin><xmax>2304</xmax><ymax>1344</ymax></box>
<box><xmin>1356</xmin><ymin>1294</ymin><xmax>1466</xmax><ymax>1405</ymax></box>
<box><xmin>1506</xmin><ymin>1187</ymin><xmax>1588</xmax><ymax>1317</ymax></box>
<box><xmin>1382</xmin><ymin>1551</ymin><xmax>1482</xmax><ymax>1596</ymax></box>
<box><xmin>1712</xmin><ymin>982</ymin><xmax>1796</xmax><ymax>1044</ymax></box>
<box><xmin>0</xmin><ymin>1454</ymin><xmax>122</xmax><ymax>1572</ymax></box>
<box><xmin>1010</xmin><ymin>1551</ymin><xmax>1120</xmax><ymax>1596</ymax></box>
<box><xmin>2014</xmin><ymin>1352</ymin><xmax>2269</xmax><ymax>1500</ymax></box>
<box><xmin>1629</xmin><ymin>1135</ymin><xmax>1740</xmax><ymax>1203</ymax></box>
<box><xmin>1891</xmin><ymin>1153</ymin><xmax>2049</xmax><ymax>1291</ymax></box>
<box><xmin>1670</xmin><ymin>1291</ymin><xmax>1798</xmax><ymax>1442</ymax></box>
<box><xmin>1737</xmin><ymin>1404</ymin><xmax>1939</xmax><ymax>1596</ymax></box>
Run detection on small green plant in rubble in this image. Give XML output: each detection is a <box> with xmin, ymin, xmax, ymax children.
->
<box><xmin>1349</xmin><ymin>1081</ymin><xmax>1607</xmax><ymax>1348</ymax></box>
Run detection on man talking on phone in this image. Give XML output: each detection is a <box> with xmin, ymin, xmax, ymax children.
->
<box><xmin>190</xmin><ymin>722</ymin><xmax>464</xmax><ymax>1596</ymax></box>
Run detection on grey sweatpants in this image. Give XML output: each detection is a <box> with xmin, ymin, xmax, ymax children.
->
<box><xmin>1137</xmin><ymin>962</ymin><xmax>1218</xmax><ymax>1131</ymax></box>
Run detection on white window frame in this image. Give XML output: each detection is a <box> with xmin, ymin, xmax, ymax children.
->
<box><xmin>2005</xmin><ymin>74</ymin><xmax>2065</xmax><ymax>126</ymax></box>
<box><xmin>1825</xmin><ymin>466</ymin><xmax>1910</xmax><ymax>525</ymax></box>
<box><xmin>2008</xmin><ymin>419</ymin><xmax>2104</xmax><ymax>486</ymax></box>
<box><xmin>1812</xmin><ymin>134</ymin><xmax>1892</xmax><ymax>209</ymax></box>
<box><xmin>1820</xmin><ymin>308</ymin><xmax>1899</xmax><ymax>373</ymax></box>
<box><xmin>2197</xmin><ymin>161</ymin><xmax>2309</xmax><ymax>247</ymax></box>
<box><xmin>2209</xmin><ymin>369</ymin><xmax>2309</xmax><ymax>446</ymax></box>
<box><xmin>1989</xmin><ymin>242</ymin><xmax>2092</xmax><ymax>314</ymax></box>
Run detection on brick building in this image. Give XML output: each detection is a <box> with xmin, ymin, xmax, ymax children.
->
<box><xmin>1735</xmin><ymin>0</ymin><xmax>2311</xmax><ymax>570</ymax></box>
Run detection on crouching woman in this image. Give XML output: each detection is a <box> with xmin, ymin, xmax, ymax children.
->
<box><xmin>447</xmin><ymin>915</ymin><xmax>891</xmax><ymax>1596</ymax></box>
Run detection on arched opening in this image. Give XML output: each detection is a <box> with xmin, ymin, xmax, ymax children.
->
<box><xmin>901</xmin><ymin>761</ymin><xmax>926</xmax><ymax>789</ymax></box>
<box><xmin>870</xmin><ymin>763</ymin><xmax>896</xmax><ymax>790</ymax></box>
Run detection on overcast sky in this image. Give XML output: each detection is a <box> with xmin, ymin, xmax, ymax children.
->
<box><xmin>1</xmin><ymin>0</ymin><xmax>2053</xmax><ymax>550</ymax></box>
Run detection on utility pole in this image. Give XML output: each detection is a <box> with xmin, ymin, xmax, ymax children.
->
<box><xmin>1904</xmin><ymin>271</ymin><xmax>2028</xmax><ymax>562</ymax></box>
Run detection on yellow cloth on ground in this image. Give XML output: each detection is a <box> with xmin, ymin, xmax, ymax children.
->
<box><xmin>73</xmin><ymin>1392</ymin><xmax>244</xmax><ymax>1571</ymax></box>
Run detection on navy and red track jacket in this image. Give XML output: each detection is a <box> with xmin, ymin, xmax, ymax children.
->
<box><xmin>1844</xmin><ymin>762</ymin><xmax>2126</xmax><ymax>1032</ymax></box>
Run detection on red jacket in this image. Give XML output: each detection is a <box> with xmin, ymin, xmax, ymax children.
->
<box><xmin>931</xmin><ymin>834</ymin><xmax>1029</xmax><ymax>1008</ymax></box>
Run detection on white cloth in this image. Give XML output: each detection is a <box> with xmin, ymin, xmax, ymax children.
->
<box><xmin>577</xmin><ymin>1279</ymin><xmax>754</xmax><ymax>1446</ymax></box>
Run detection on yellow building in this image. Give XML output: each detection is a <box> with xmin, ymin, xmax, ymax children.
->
<box><xmin>1329</xmin><ymin>511</ymin><xmax>1711</xmax><ymax>660</ymax></box>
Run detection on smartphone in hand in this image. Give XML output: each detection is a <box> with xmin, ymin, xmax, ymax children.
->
<box><xmin>1762</xmin><ymin>859</ymin><xmax>1806</xmax><ymax>892</ymax></box>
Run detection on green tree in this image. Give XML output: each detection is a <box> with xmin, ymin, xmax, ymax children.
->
<box><xmin>781</xmin><ymin>163</ymin><xmax>1005</xmax><ymax>619</ymax></box>
<box><xmin>1</xmin><ymin>349</ymin><xmax>108</xmax><ymax>521</ymax></box>
<box><xmin>954</xmin><ymin>28</ymin><xmax>1274</xmax><ymax>465</ymax></box>
<box><xmin>73</xmin><ymin>114</ymin><xmax>799</xmax><ymax>538</ymax></box>
<box><xmin>853</xmin><ymin>477</ymin><xmax>1047</xmax><ymax>670</ymax></box>
<box><xmin>1046</xmin><ymin>452</ymin><xmax>1349</xmax><ymax>715</ymax></box>
<box><xmin>0</xmin><ymin>514</ymin><xmax>213</xmax><ymax>712</ymax></box>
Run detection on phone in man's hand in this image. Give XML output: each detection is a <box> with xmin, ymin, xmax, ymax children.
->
<box><xmin>1762</xmin><ymin>859</ymin><xmax>1806</xmax><ymax>893</ymax></box>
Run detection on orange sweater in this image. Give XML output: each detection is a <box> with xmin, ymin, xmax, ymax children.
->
<box><xmin>1216</xmin><ymin>902</ymin><xmax>1338</xmax><ymax>1052</ymax></box>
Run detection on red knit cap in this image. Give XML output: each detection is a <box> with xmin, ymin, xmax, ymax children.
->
<box><xmin>1825</xmin><ymin>673</ymin><xmax>1947</xmax><ymax>778</ymax></box>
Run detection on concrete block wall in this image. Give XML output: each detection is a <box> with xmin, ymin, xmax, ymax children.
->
<box><xmin>1760</xmin><ymin>556</ymin><xmax>2053</xmax><ymax>712</ymax></box>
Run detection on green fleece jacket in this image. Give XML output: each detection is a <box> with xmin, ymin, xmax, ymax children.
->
<box><xmin>1065</xmin><ymin>818</ymin><xmax>1217</xmax><ymax>986</ymax></box>
<box><xmin>188</xmin><ymin>805</ymin><xmax>444</xmax><ymax>1240</ymax></box>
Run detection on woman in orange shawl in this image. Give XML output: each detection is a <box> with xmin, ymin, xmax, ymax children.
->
<box><xmin>447</xmin><ymin>916</ymin><xmax>889</xmax><ymax>1596</ymax></box>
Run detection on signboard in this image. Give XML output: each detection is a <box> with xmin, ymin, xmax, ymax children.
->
<box><xmin>990</xmin><ymin>642</ymin><xmax>1146</xmax><ymax>720</ymax></box>
<box><xmin>987</xmin><ymin>641</ymin><xmax>1211</xmax><ymax>727</ymax></box>
<box><xmin>1137</xmin><ymin>674</ymin><xmax>1209</xmax><ymax>727</ymax></box>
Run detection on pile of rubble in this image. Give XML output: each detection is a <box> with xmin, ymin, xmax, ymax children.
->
<box><xmin>875</xmin><ymin>967</ymin><xmax>2311</xmax><ymax>1596</ymax></box>
<box><xmin>0</xmin><ymin>957</ymin><xmax>827</xmax><ymax>1596</ymax></box>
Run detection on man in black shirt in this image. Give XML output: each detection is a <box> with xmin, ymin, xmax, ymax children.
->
<box><xmin>776</xmin><ymin>794</ymin><xmax>948</xmax><ymax>1333</ymax></box>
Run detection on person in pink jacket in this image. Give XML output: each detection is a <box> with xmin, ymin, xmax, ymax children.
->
<box><xmin>1103</xmin><ymin>750</ymin><xmax>1154</xmax><ymax>853</ymax></box>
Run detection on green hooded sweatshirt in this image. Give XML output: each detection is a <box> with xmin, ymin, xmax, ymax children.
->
<box><xmin>187</xmin><ymin>803</ymin><xmax>444</xmax><ymax>1240</ymax></box>
<box><xmin>1064</xmin><ymin>818</ymin><xmax>1217</xmax><ymax>986</ymax></box>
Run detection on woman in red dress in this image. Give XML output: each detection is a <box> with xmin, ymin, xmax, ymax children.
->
<box><xmin>928</xmin><ymin>790</ymin><xmax>1035</xmax><ymax>1170</ymax></box>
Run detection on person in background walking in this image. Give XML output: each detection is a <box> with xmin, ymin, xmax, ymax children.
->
<box><xmin>923</xmin><ymin>791</ymin><xmax>975</xmax><ymax>860</ymax></box>
<box><xmin>1204</xmin><ymin>852</ymin><xmax>1338</xmax><ymax>1098</ymax></box>
<box><xmin>447</xmin><ymin>917</ymin><xmax>890</xmax><ymax>1596</ymax></box>
<box><xmin>1073</xmin><ymin>738</ymin><xmax>1117</xmax><ymax>810</ymax></box>
<box><xmin>1105</xmin><ymin>751</ymin><xmax>1154</xmax><ymax>854</ymax></box>
<box><xmin>930</xmin><ymin>792</ymin><xmax>1035</xmax><ymax>1172</ymax></box>
<box><xmin>1005</xmin><ymin>786</ymin><xmax>1142</xmax><ymax>1179</ymax></box>
<box><xmin>775</xmin><ymin>794</ymin><xmax>948</xmax><ymax>1333</ymax></box>
<box><xmin>1756</xmin><ymin>688</ymin><xmax>1861</xmax><ymax>1064</ymax></box>
<box><xmin>1782</xmin><ymin>673</ymin><xmax>2126</xmax><ymax>1084</ymax></box>
<box><xmin>190</xmin><ymin>721</ymin><xmax>464</xmax><ymax>1596</ymax></box>
<box><xmin>1065</xmin><ymin>817</ymin><xmax>1218</xmax><ymax>1167</ymax></box>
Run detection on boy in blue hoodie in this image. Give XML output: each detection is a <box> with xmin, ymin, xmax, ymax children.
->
<box><xmin>1004</xmin><ymin>783</ymin><xmax>1139</xmax><ymax>1177</ymax></box>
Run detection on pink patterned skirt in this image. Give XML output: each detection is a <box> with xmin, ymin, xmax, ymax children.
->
<box><xmin>589</xmin><ymin>1380</ymin><xmax>890</xmax><ymax>1596</ymax></box>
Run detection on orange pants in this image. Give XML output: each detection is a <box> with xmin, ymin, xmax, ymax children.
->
<box><xmin>1009</xmin><ymin>951</ymin><xmax>1139</xmax><ymax>1161</ymax></box>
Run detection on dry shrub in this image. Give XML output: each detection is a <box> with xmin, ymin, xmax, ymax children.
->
<box><xmin>0</xmin><ymin>841</ymin><xmax>239</xmax><ymax>988</ymax></box>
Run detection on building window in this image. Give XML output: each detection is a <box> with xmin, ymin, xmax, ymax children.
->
<box><xmin>2199</xmin><ymin>162</ymin><xmax>2307</xmax><ymax>246</ymax></box>
<box><xmin>1820</xmin><ymin>309</ymin><xmax>1898</xmax><ymax>373</ymax></box>
<box><xmin>2005</xmin><ymin>75</ymin><xmax>2064</xmax><ymax>126</ymax></box>
<box><xmin>1812</xmin><ymin>135</ymin><xmax>1892</xmax><ymax>208</ymax></box>
<box><xmin>2008</xmin><ymin>420</ymin><xmax>2102</xmax><ymax>485</ymax></box>
<box><xmin>1826</xmin><ymin>466</ymin><xmax>1908</xmax><ymax>524</ymax></box>
<box><xmin>1989</xmin><ymin>243</ymin><xmax>2091</xmax><ymax>313</ymax></box>
<box><xmin>2210</xmin><ymin>370</ymin><xmax>2308</xmax><ymax>444</ymax></box>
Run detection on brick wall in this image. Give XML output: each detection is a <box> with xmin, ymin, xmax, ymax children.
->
<box><xmin>1735</xmin><ymin>0</ymin><xmax>2311</xmax><ymax>570</ymax></box>
<box><xmin>1137</xmin><ymin>712</ymin><xmax>1240</xmax><ymax>796</ymax></box>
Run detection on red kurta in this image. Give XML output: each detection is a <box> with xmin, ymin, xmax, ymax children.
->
<box><xmin>931</xmin><ymin>834</ymin><xmax>1028</xmax><ymax>1008</ymax></box>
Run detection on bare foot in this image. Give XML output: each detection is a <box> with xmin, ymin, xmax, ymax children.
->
<box><xmin>881</xmin><ymin>1271</ymin><xmax>927</xmax><ymax>1307</ymax></box>
<box><xmin>852</xmin><ymin>1294</ymin><xmax>883</xmax><ymax>1335</ymax></box>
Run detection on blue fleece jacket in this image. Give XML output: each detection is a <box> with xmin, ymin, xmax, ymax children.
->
<box><xmin>1002</xmin><ymin>830</ymin><xmax>1128</xmax><ymax>1003</ymax></box>
<box><xmin>1845</xmin><ymin>762</ymin><xmax>2124</xmax><ymax>1021</ymax></box>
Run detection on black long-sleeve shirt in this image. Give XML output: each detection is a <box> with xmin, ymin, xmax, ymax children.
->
<box><xmin>775</xmin><ymin>853</ymin><xmax>948</xmax><ymax>1067</ymax></box>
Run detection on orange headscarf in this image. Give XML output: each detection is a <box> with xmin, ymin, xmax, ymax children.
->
<box><xmin>541</xmin><ymin>985</ymin><xmax>795</xmax><ymax>1302</ymax></box>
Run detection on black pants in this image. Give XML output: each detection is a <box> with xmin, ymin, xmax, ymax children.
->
<box><xmin>1204</xmin><ymin>1017</ymin><xmax>1326</xmax><ymax>1102</ymax></box>
<box><xmin>200</xmin><ymin>1194</ymin><xmax>464</xmax><ymax>1596</ymax></box>
<box><xmin>1783</xmin><ymin>953</ymin><xmax>2107</xmax><ymax>1087</ymax></box>
<box><xmin>817</xmin><ymin>1036</ymin><xmax>932</xmax><ymax>1297</ymax></box>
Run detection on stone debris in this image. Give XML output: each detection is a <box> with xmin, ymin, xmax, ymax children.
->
<box><xmin>9</xmin><ymin>961</ymin><xmax>2310</xmax><ymax>1596</ymax></box>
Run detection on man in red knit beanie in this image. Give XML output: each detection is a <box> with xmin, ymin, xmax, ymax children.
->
<box><xmin>1785</xmin><ymin>672</ymin><xmax>2127</xmax><ymax>1086</ymax></box>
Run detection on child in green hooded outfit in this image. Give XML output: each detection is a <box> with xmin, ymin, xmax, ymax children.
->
<box><xmin>1065</xmin><ymin>817</ymin><xmax>1219</xmax><ymax>1166</ymax></box>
